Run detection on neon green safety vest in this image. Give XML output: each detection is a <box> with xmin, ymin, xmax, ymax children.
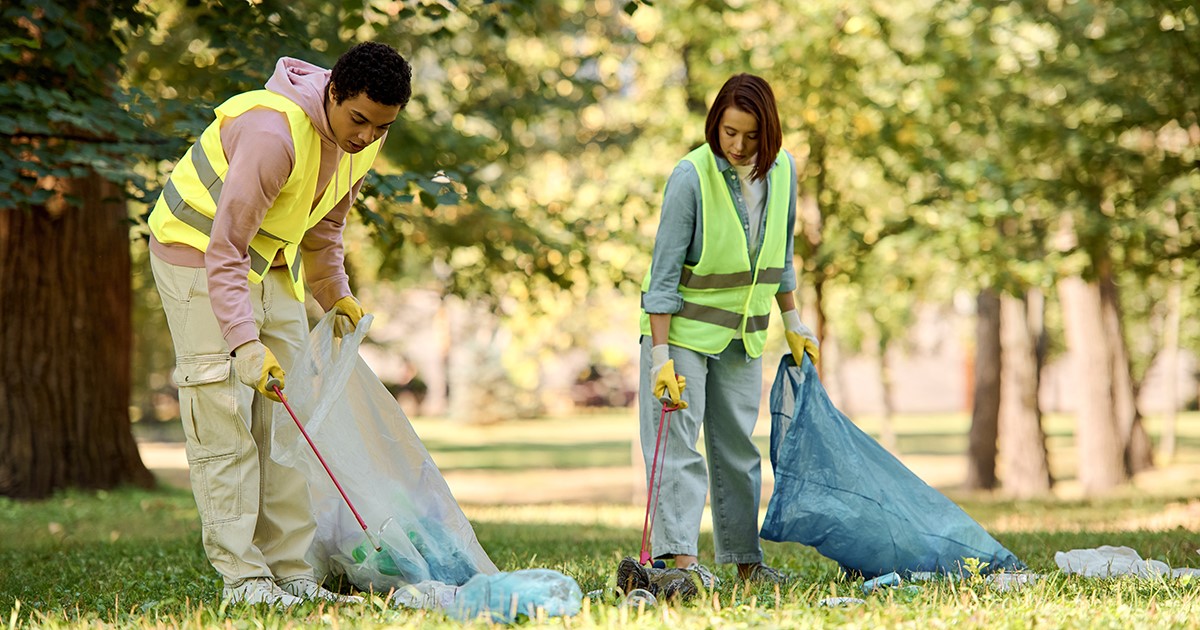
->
<box><xmin>639</xmin><ymin>144</ymin><xmax>792</xmax><ymax>358</ymax></box>
<box><xmin>148</xmin><ymin>89</ymin><xmax>381</xmax><ymax>301</ymax></box>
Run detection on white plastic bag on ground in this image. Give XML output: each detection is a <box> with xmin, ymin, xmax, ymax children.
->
<box><xmin>1056</xmin><ymin>545</ymin><xmax>1200</xmax><ymax>578</ymax></box>
<box><xmin>271</xmin><ymin>311</ymin><xmax>498</xmax><ymax>592</ymax></box>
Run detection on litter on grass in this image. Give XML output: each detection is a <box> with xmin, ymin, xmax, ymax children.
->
<box><xmin>1056</xmin><ymin>545</ymin><xmax>1200</xmax><ymax>579</ymax></box>
<box><xmin>447</xmin><ymin>569</ymin><xmax>583</xmax><ymax>623</ymax></box>
<box><xmin>818</xmin><ymin>597</ymin><xmax>866</xmax><ymax>607</ymax></box>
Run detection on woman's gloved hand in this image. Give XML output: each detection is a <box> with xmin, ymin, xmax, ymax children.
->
<box><xmin>783</xmin><ymin>309</ymin><xmax>820</xmax><ymax>365</ymax></box>
<box><xmin>651</xmin><ymin>344</ymin><xmax>688</xmax><ymax>409</ymax></box>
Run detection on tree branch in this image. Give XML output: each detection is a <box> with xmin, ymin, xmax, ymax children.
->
<box><xmin>1</xmin><ymin>132</ymin><xmax>170</xmax><ymax>145</ymax></box>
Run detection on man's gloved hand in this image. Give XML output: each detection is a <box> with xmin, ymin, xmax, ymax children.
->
<box><xmin>231</xmin><ymin>340</ymin><xmax>286</xmax><ymax>402</ymax></box>
<box><xmin>332</xmin><ymin>295</ymin><xmax>365</xmax><ymax>338</ymax></box>
<box><xmin>783</xmin><ymin>309</ymin><xmax>820</xmax><ymax>365</ymax></box>
<box><xmin>651</xmin><ymin>344</ymin><xmax>688</xmax><ymax>409</ymax></box>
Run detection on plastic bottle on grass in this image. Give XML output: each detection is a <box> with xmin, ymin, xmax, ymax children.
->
<box><xmin>861</xmin><ymin>571</ymin><xmax>901</xmax><ymax>593</ymax></box>
<box><xmin>352</xmin><ymin>540</ymin><xmax>425</xmax><ymax>580</ymax></box>
<box><xmin>408</xmin><ymin>524</ymin><xmax>477</xmax><ymax>585</ymax></box>
<box><xmin>452</xmin><ymin>569</ymin><xmax>582</xmax><ymax>623</ymax></box>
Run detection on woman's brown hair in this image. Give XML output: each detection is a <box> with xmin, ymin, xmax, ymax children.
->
<box><xmin>703</xmin><ymin>73</ymin><xmax>782</xmax><ymax>181</ymax></box>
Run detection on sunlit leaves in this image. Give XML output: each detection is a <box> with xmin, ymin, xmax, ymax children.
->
<box><xmin>1</xmin><ymin>0</ymin><xmax>163</xmax><ymax>209</ymax></box>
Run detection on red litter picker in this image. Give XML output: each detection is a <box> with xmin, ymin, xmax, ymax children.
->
<box><xmin>639</xmin><ymin>397</ymin><xmax>681</xmax><ymax>567</ymax></box>
<box><xmin>268</xmin><ymin>378</ymin><xmax>381</xmax><ymax>552</ymax></box>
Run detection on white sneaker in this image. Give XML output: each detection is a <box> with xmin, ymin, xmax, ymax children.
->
<box><xmin>222</xmin><ymin>577</ymin><xmax>304</xmax><ymax>606</ymax></box>
<box><xmin>276</xmin><ymin>575</ymin><xmax>364</xmax><ymax>604</ymax></box>
<box><xmin>685</xmin><ymin>562</ymin><xmax>721</xmax><ymax>589</ymax></box>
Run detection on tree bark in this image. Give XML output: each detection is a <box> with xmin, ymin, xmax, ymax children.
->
<box><xmin>1160</xmin><ymin>277</ymin><xmax>1181</xmax><ymax>462</ymax></box>
<box><xmin>1160</xmin><ymin>202</ymin><xmax>1183</xmax><ymax>462</ymax></box>
<box><xmin>1059</xmin><ymin>276</ymin><xmax>1126</xmax><ymax>494</ymax></box>
<box><xmin>965</xmin><ymin>289</ymin><xmax>1000</xmax><ymax>491</ymax></box>
<box><xmin>0</xmin><ymin>173</ymin><xmax>155</xmax><ymax>499</ymax></box>
<box><xmin>1097</xmin><ymin>259</ymin><xmax>1154</xmax><ymax>475</ymax></box>
<box><xmin>998</xmin><ymin>291</ymin><xmax>1052</xmax><ymax>498</ymax></box>
<box><xmin>800</xmin><ymin>136</ymin><xmax>826</xmax><ymax>382</ymax></box>
<box><xmin>878</xmin><ymin>340</ymin><xmax>898</xmax><ymax>454</ymax></box>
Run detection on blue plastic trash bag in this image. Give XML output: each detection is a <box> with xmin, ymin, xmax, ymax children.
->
<box><xmin>452</xmin><ymin>569</ymin><xmax>583</xmax><ymax>623</ymax></box>
<box><xmin>761</xmin><ymin>354</ymin><xmax>1025</xmax><ymax>578</ymax></box>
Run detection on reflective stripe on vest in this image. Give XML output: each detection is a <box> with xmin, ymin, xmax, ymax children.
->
<box><xmin>158</xmin><ymin>139</ymin><xmax>281</xmax><ymax>277</ymax></box>
<box><xmin>147</xmin><ymin>89</ymin><xmax>381</xmax><ymax>300</ymax></box>
<box><xmin>639</xmin><ymin>144</ymin><xmax>792</xmax><ymax>358</ymax></box>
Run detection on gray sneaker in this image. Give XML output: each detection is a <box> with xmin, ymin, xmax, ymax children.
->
<box><xmin>222</xmin><ymin>577</ymin><xmax>304</xmax><ymax>606</ymax></box>
<box><xmin>616</xmin><ymin>557</ymin><xmax>650</xmax><ymax>595</ymax></box>
<box><xmin>685</xmin><ymin>562</ymin><xmax>721</xmax><ymax>589</ymax></box>
<box><xmin>276</xmin><ymin>576</ymin><xmax>364</xmax><ymax>604</ymax></box>
<box><xmin>740</xmin><ymin>563</ymin><xmax>789</xmax><ymax>584</ymax></box>
<box><xmin>651</xmin><ymin>567</ymin><xmax>701</xmax><ymax>601</ymax></box>
<box><xmin>615</xmin><ymin>557</ymin><xmax>700</xmax><ymax>601</ymax></box>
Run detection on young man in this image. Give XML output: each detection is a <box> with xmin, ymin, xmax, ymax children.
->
<box><xmin>147</xmin><ymin>42</ymin><xmax>411</xmax><ymax>606</ymax></box>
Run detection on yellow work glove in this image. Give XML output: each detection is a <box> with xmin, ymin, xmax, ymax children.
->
<box><xmin>231</xmin><ymin>340</ymin><xmax>286</xmax><ymax>402</ymax></box>
<box><xmin>332</xmin><ymin>295</ymin><xmax>365</xmax><ymax>338</ymax></box>
<box><xmin>783</xmin><ymin>309</ymin><xmax>820</xmax><ymax>366</ymax></box>
<box><xmin>651</xmin><ymin>344</ymin><xmax>688</xmax><ymax>409</ymax></box>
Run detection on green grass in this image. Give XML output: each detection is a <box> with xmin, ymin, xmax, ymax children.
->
<box><xmin>7</xmin><ymin>412</ymin><xmax>1200</xmax><ymax>627</ymax></box>
<box><xmin>5</xmin><ymin>489</ymin><xmax>1200</xmax><ymax>627</ymax></box>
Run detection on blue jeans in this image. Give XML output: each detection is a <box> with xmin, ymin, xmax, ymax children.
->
<box><xmin>638</xmin><ymin>337</ymin><xmax>764</xmax><ymax>565</ymax></box>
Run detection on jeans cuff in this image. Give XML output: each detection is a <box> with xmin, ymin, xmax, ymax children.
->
<box><xmin>716</xmin><ymin>552</ymin><xmax>763</xmax><ymax>565</ymax></box>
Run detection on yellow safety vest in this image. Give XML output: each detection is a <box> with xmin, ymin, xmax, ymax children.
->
<box><xmin>148</xmin><ymin>89</ymin><xmax>381</xmax><ymax>301</ymax></box>
<box><xmin>639</xmin><ymin>144</ymin><xmax>792</xmax><ymax>358</ymax></box>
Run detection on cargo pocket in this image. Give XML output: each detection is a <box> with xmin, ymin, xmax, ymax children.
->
<box><xmin>174</xmin><ymin>353</ymin><xmax>244</xmax><ymax>525</ymax></box>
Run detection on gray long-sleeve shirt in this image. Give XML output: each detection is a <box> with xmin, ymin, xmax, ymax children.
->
<box><xmin>642</xmin><ymin>149</ymin><xmax>799</xmax><ymax>315</ymax></box>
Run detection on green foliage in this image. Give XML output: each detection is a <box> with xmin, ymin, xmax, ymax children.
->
<box><xmin>8</xmin><ymin>0</ymin><xmax>1200</xmax><ymax>422</ymax></box>
<box><xmin>1</xmin><ymin>0</ymin><xmax>166</xmax><ymax>209</ymax></box>
<box><xmin>961</xmin><ymin>556</ymin><xmax>989</xmax><ymax>584</ymax></box>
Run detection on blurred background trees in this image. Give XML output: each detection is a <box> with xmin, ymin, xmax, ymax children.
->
<box><xmin>2</xmin><ymin>0</ymin><xmax>1197</xmax><ymax>498</ymax></box>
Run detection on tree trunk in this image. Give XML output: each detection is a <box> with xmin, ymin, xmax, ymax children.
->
<box><xmin>965</xmin><ymin>289</ymin><xmax>1000</xmax><ymax>491</ymax></box>
<box><xmin>447</xmin><ymin>298</ymin><xmax>530</xmax><ymax>423</ymax></box>
<box><xmin>1059</xmin><ymin>275</ymin><xmax>1126</xmax><ymax>494</ymax></box>
<box><xmin>1097</xmin><ymin>259</ymin><xmax>1154</xmax><ymax>475</ymax></box>
<box><xmin>1160</xmin><ymin>277</ymin><xmax>1181</xmax><ymax>462</ymax></box>
<box><xmin>1160</xmin><ymin>202</ymin><xmax>1183</xmax><ymax>462</ymax></box>
<box><xmin>998</xmin><ymin>291</ymin><xmax>1052</xmax><ymax>497</ymax></box>
<box><xmin>800</xmin><ymin>136</ymin><xmax>826</xmax><ymax>383</ymax></box>
<box><xmin>878</xmin><ymin>340</ymin><xmax>898</xmax><ymax>454</ymax></box>
<box><xmin>812</xmin><ymin>278</ymin><xmax>827</xmax><ymax>384</ymax></box>
<box><xmin>0</xmin><ymin>173</ymin><xmax>154</xmax><ymax>499</ymax></box>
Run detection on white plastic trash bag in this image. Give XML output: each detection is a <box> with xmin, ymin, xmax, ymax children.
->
<box><xmin>1055</xmin><ymin>545</ymin><xmax>1200</xmax><ymax>579</ymax></box>
<box><xmin>271</xmin><ymin>311</ymin><xmax>498</xmax><ymax>592</ymax></box>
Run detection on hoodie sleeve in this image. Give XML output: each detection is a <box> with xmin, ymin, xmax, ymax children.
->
<box><xmin>301</xmin><ymin>176</ymin><xmax>363</xmax><ymax>311</ymax></box>
<box><xmin>206</xmin><ymin>107</ymin><xmax>296</xmax><ymax>350</ymax></box>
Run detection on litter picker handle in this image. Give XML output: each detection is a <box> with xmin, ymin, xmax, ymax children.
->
<box><xmin>657</xmin><ymin>374</ymin><xmax>685</xmax><ymax>409</ymax></box>
<box><xmin>271</xmin><ymin>382</ymin><xmax>381</xmax><ymax>552</ymax></box>
<box><xmin>639</xmin><ymin>401</ymin><xmax>676</xmax><ymax>565</ymax></box>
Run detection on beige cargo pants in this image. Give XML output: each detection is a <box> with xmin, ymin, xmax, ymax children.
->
<box><xmin>150</xmin><ymin>253</ymin><xmax>315</xmax><ymax>586</ymax></box>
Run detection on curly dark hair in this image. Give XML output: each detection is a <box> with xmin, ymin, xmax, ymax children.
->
<box><xmin>329</xmin><ymin>42</ymin><xmax>412</xmax><ymax>108</ymax></box>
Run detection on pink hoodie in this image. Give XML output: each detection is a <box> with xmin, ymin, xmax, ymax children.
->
<box><xmin>151</xmin><ymin>58</ymin><xmax>381</xmax><ymax>350</ymax></box>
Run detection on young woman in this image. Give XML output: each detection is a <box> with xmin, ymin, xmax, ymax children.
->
<box><xmin>635</xmin><ymin>73</ymin><xmax>819</xmax><ymax>585</ymax></box>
